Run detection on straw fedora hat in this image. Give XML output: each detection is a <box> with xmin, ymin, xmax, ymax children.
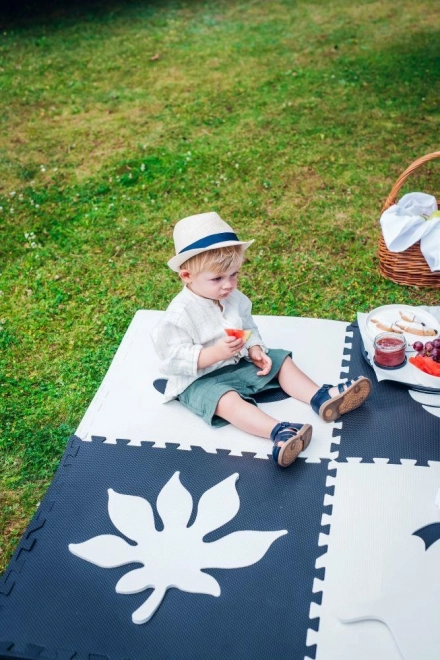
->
<box><xmin>167</xmin><ymin>212</ymin><xmax>254</xmax><ymax>271</ymax></box>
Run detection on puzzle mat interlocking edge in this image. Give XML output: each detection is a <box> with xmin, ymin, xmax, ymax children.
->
<box><xmin>1</xmin><ymin>310</ymin><xmax>439</xmax><ymax>660</ymax></box>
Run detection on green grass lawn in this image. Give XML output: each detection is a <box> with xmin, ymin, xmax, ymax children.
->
<box><xmin>1</xmin><ymin>0</ymin><xmax>439</xmax><ymax>572</ymax></box>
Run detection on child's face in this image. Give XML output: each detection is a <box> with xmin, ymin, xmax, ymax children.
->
<box><xmin>180</xmin><ymin>265</ymin><xmax>240</xmax><ymax>301</ymax></box>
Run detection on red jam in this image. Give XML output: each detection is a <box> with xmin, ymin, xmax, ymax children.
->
<box><xmin>374</xmin><ymin>332</ymin><xmax>407</xmax><ymax>368</ymax></box>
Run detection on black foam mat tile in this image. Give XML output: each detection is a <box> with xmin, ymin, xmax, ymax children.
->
<box><xmin>0</xmin><ymin>437</ymin><xmax>332</xmax><ymax>660</ymax></box>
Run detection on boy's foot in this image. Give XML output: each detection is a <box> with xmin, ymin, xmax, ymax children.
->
<box><xmin>310</xmin><ymin>376</ymin><xmax>372</xmax><ymax>422</ymax></box>
<box><xmin>270</xmin><ymin>422</ymin><xmax>313</xmax><ymax>467</ymax></box>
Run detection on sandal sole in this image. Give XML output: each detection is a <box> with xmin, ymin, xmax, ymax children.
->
<box><xmin>277</xmin><ymin>424</ymin><xmax>313</xmax><ymax>467</ymax></box>
<box><xmin>319</xmin><ymin>377</ymin><xmax>372</xmax><ymax>422</ymax></box>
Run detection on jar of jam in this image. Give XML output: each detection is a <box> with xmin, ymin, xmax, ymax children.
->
<box><xmin>373</xmin><ymin>332</ymin><xmax>407</xmax><ymax>369</ymax></box>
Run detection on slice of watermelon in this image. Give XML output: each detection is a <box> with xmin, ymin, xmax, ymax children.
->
<box><xmin>409</xmin><ymin>354</ymin><xmax>440</xmax><ymax>377</ymax></box>
<box><xmin>225</xmin><ymin>328</ymin><xmax>252</xmax><ymax>342</ymax></box>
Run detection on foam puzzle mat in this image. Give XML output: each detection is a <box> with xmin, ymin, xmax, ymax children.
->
<box><xmin>1</xmin><ymin>311</ymin><xmax>439</xmax><ymax>660</ymax></box>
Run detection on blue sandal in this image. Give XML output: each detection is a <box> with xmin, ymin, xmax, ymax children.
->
<box><xmin>310</xmin><ymin>376</ymin><xmax>372</xmax><ymax>422</ymax></box>
<box><xmin>270</xmin><ymin>422</ymin><xmax>313</xmax><ymax>467</ymax></box>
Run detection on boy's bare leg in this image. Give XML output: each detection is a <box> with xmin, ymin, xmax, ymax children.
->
<box><xmin>277</xmin><ymin>357</ymin><xmax>346</xmax><ymax>403</ymax></box>
<box><xmin>277</xmin><ymin>357</ymin><xmax>320</xmax><ymax>403</ymax></box>
<box><xmin>215</xmin><ymin>391</ymin><xmax>278</xmax><ymax>439</ymax></box>
<box><xmin>216</xmin><ymin>389</ymin><xmax>313</xmax><ymax>466</ymax></box>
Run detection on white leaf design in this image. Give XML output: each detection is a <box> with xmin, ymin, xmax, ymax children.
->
<box><xmin>202</xmin><ymin>530</ymin><xmax>288</xmax><ymax>568</ymax></box>
<box><xmin>69</xmin><ymin>472</ymin><xmax>287</xmax><ymax>625</ymax></box>
<box><xmin>191</xmin><ymin>473</ymin><xmax>240</xmax><ymax>536</ymax></box>
<box><xmin>68</xmin><ymin>535</ymin><xmax>138</xmax><ymax>568</ymax></box>
<box><xmin>116</xmin><ymin>566</ymin><xmax>154</xmax><ymax>594</ymax></box>
<box><xmin>156</xmin><ymin>472</ymin><xmax>193</xmax><ymax>529</ymax></box>
<box><xmin>173</xmin><ymin>570</ymin><xmax>221</xmax><ymax>597</ymax></box>
<box><xmin>407</xmin><ymin>389</ymin><xmax>440</xmax><ymax>418</ymax></box>
<box><xmin>132</xmin><ymin>585</ymin><xmax>168</xmax><ymax>624</ymax></box>
<box><xmin>108</xmin><ymin>489</ymin><xmax>155</xmax><ymax>544</ymax></box>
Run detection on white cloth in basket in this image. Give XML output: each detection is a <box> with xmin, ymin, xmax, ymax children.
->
<box><xmin>380</xmin><ymin>192</ymin><xmax>440</xmax><ymax>271</ymax></box>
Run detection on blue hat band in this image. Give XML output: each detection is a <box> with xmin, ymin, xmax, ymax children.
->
<box><xmin>179</xmin><ymin>232</ymin><xmax>239</xmax><ymax>254</ymax></box>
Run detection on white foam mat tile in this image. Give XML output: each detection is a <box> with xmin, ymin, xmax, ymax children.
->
<box><xmin>75</xmin><ymin>310</ymin><xmax>349</xmax><ymax>461</ymax></box>
<box><xmin>314</xmin><ymin>460</ymin><xmax>440</xmax><ymax>660</ymax></box>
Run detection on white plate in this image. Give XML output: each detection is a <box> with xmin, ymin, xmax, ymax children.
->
<box><xmin>361</xmin><ymin>346</ymin><xmax>440</xmax><ymax>392</ymax></box>
<box><xmin>365</xmin><ymin>304</ymin><xmax>440</xmax><ymax>351</ymax></box>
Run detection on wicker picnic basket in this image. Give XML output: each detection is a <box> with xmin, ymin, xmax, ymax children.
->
<box><xmin>378</xmin><ymin>151</ymin><xmax>440</xmax><ymax>288</ymax></box>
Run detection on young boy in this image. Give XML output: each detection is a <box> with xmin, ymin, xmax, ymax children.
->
<box><xmin>152</xmin><ymin>212</ymin><xmax>372</xmax><ymax>468</ymax></box>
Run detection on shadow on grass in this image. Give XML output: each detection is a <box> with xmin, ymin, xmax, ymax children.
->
<box><xmin>1</xmin><ymin>0</ymin><xmax>202</xmax><ymax>29</ymax></box>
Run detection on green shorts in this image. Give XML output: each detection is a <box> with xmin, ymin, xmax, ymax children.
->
<box><xmin>178</xmin><ymin>348</ymin><xmax>291</xmax><ymax>427</ymax></box>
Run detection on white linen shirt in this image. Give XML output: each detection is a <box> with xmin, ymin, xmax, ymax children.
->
<box><xmin>151</xmin><ymin>286</ymin><xmax>267</xmax><ymax>402</ymax></box>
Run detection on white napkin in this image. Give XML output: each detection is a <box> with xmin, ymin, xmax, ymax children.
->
<box><xmin>380</xmin><ymin>192</ymin><xmax>440</xmax><ymax>271</ymax></box>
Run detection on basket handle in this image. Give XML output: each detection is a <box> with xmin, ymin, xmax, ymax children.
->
<box><xmin>381</xmin><ymin>151</ymin><xmax>440</xmax><ymax>212</ymax></box>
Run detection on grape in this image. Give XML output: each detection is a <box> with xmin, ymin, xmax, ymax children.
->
<box><xmin>431</xmin><ymin>348</ymin><xmax>440</xmax><ymax>360</ymax></box>
<box><xmin>413</xmin><ymin>341</ymin><xmax>424</xmax><ymax>352</ymax></box>
<box><xmin>433</xmin><ymin>355</ymin><xmax>440</xmax><ymax>363</ymax></box>
<box><xmin>425</xmin><ymin>341</ymin><xmax>434</xmax><ymax>353</ymax></box>
<box><xmin>432</xmin><ymin>338</ymin><xmax>440</xmax><ymax>349</ymax></box>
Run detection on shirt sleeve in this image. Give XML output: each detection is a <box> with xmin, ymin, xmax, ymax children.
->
<box><xmin>151</xmin><ymin>319</ymin><xmax>202</xmax><ymax>377</ymax></box>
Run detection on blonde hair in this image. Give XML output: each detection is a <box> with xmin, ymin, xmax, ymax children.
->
<box><xmin>180</xmin><ymin>245</ymin><xmax>245</xmax><ymax>275</ymax></box>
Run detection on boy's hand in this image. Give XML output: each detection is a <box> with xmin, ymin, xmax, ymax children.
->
<box><xmin>215</xmin><ymin>335</ymin><xmax>246</xmax><ymax>360</ymax></box>
<box><xmin>248</xmin><ymin>346</ymin><xmax>272</xmax><ymax>376</ymax></box>
<box><xmin>198</xmin><ymin>336</ymin><xmax>245</xmax><ymax>370</ymax></box>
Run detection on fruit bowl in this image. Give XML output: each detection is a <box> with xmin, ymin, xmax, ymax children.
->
<box><xmin>408</xmin><ymin>357</ymin><xmax>440</xmax><ymax>389</ymax></box>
